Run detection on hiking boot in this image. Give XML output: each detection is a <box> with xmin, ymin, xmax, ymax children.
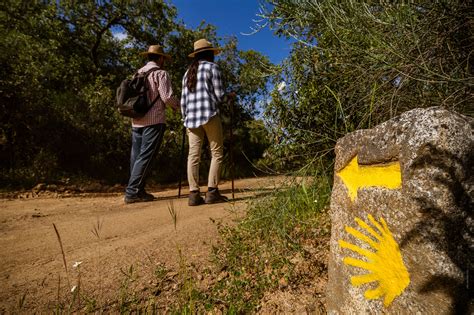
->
<box><xmin>205</xmin><ymin>188</ymin><xmax>229</xmax><ymax>204</ymax></box>
<box><xmin>188</xmin><ymin>191</ymin><xmax>204</xmax><ymax>206</ymax></box>
<box><xmin>124</xmin><ymin>191</ymin><xmax>156</xmax><ymax>204</ymax></box>
<box><xmin>138</xmin><ymin>191</ymin><xmax>156</xmax><ymax>201</ymax></box>
<box><xmin>124</xmin><ymin>195</ymin><xmax>141</xmax><ymax>204</ymax></box>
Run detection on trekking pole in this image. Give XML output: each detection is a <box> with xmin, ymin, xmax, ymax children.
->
<box><xmin>229</xmin><ymin>97</ymin><xmax>235</xmax><ymax>199</ymax></box>
<box><xmin>178</xmin><ymin>126</ymin><xmax>186</xmax><ymax>198</ymax></box>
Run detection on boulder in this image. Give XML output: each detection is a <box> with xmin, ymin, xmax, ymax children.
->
<box><xmin>327</xmin><ymin>107</ymin><xmax>473</xmax><ymax>314</ymax></box>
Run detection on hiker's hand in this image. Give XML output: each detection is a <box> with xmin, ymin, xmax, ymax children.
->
<box><xmin>227</xmin><ymin>91</ymin><xmax>237</xmax><ymax>99</ymax></box>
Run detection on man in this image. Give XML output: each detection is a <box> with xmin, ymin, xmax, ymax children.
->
<box><xmin>124</xmin><ymin>44</ymin><xmax>179</xmax><ymax>204</ymax></box>
<box><xmin>180</xmin><ymin>39</ymin><xmax>235</xmax><ymax>206</ymax></box>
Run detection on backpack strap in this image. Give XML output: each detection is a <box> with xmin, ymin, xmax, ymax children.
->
<box><xmin>144</xmin><ymin>67</ymin><xmax>160</xmax><ymax>76</ymax></box>
<box><xmin>142</xmin><ymin>67</ymin><xmax>161</xmax><ymax>106</ymax></box>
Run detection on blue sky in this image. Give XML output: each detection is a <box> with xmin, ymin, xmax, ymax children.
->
<box><xmin>171</xmin><ymin>0</ymin><xmax>293</xmax><ymax>64</ymax></box>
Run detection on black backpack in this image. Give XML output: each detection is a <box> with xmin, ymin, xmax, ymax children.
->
<box><xmin>116</xmin><ymin>67</ymin><xmax>160</xmax><ymax>118</ymax></box>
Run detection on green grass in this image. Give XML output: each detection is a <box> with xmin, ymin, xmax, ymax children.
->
<box><xmin>171</xmin><ymin>169</ymin><xmax>333</xmax><ymax>313</ymax></box>
<box><xmin>46</xmin><ymin>170</ymin><xmax>332</xmax><ymax>313</ymax></box>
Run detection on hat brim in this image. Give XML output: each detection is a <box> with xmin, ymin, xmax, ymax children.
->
<box><xmin>188</xmin><ymin>47</ymin><xmax>221</xmax><ymax>58</ymax></box>
<box><xmin>140</xmin><ymin>51</ymin><xmax>172</xmax><ymax>59</ymax></box>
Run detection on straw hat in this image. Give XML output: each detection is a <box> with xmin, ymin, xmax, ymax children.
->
<box><xmin>140</xmin><ymin>44</ymin><xmax>171</xmax><ymax>59</ymax></box>
<box><xmin>188</xmin><ymin>39</ymin><xmax>221</xmax><ymax>58</ymax></box>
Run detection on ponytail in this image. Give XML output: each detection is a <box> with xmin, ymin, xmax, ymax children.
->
<box><xmin>185</xmin><ymin>50</ymin><xmax>215</xmax><ymax>93</ymax></box>
<box><xmin>186</xmin><ymin>59</ymin><xmax>200</xmax><ymax>93</ymax></box>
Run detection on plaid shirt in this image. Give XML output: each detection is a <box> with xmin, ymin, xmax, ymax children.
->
<box><xmin>180</xmin><ymin>61</ymin><xmax>225</xmax><ymax>128</ymax></box>
<box><xmin>132</xmin><ymin>61</ymin><xmax>179</xmax><ymax>127</ymax></box>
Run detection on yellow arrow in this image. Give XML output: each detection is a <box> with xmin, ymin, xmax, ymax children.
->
<box><xmin>337</xmin><ymin>155</ymin><xmax>402</xmax><ymax>202</ymax></box>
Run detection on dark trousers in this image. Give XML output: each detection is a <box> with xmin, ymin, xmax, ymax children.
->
<box><xmin>125</xmin><ymin>123</ymin><xmax>166</xmax><ymax>197</ymax></box>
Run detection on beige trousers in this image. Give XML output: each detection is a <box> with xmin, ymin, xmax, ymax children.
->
<box><xmin>187</xmin><ymin>115</ymin><xmax>224</xmax><ymax>192</ymax></box>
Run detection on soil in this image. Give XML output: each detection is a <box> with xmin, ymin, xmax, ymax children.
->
<box><xmin>0</xmin><ymin>176</ymin><xmax>296</xmax><ymax>312</ymax></box>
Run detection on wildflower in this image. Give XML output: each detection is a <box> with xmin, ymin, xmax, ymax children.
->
<box><xmin>72</xmin><ymin>261</ymin><xmax>83</xmax><ymax>268</ymax></box>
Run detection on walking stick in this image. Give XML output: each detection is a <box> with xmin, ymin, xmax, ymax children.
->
<box><xmin>229</xmin><ymin>98</ymin><xmax>235</xmax><ymax>199</ymax></box>
<box><xmin>178</xmin><ymin>126</ymin><xmax>186</xmax><ymax>198</ymax></box>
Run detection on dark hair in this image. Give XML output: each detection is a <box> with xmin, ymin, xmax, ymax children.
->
<box><xmin>148</xmin><ymin>54</ymin><xmax>162</xmax><ymax>62</ymax></box>
<box><xmin>186</xmin><ymin>50</ymin><xmax>215</xmax><ymax>92</ymax></box>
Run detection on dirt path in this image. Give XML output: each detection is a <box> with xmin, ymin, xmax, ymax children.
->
<box><xmin>0</xmin><ymin>177</ymin><xmax>279</xmax><ymax>312</ymax></box>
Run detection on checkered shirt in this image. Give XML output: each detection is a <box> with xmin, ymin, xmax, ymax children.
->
<box><xmin>132</xmin><ymin>61</ymin><xmax>179</xmax><ymax>127</ymax></box>
<box><xmin>180</xmin><ymin>61</ymin><xmax>225</xmax><ymax>128</ymax></box>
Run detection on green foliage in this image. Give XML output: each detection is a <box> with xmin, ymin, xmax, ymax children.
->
<box><xmin>0</xmin><ymin>1</ymin><xmax>272</xmax><ymax>187</ymax></box>
<box><xmin>205</xmin><ymin>171</ymin><xmax>331</xmax><ymax>312</ymax></box>
<box><xmin>259</xmin><ymin>0</ymin><xmax>473</xmax><ymax>170</ymax></box>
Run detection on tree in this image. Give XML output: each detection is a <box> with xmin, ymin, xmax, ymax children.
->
<box><xmin>257</xmin><ymin>0</ymin><xmax>473</xmax><ymax>170</ymax></box>
<box><xmin>0</xmin><ymin>0</ymin><xmax>272</xmax><ymax>187</ymax></box>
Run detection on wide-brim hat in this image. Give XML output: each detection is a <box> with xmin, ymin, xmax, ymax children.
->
<box><xmin>188</xmin><ymin>39</ymin><xmax>221</xmax><ymax>58</ymax></box>
<box><xmin>140</xmin><ymin>44</ymin><xmax>171</xmax><ymax>59</ymax></box>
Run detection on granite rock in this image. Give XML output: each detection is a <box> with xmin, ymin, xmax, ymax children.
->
<box><xmin>327</xmin><ymin>107</ymin><xmax>473</xmax><ymax>314</ymax></box>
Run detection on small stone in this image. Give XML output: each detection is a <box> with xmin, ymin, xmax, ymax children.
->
<box><xmin>278</xmin><ymin>277</ymin><xmax>288</xmax><ymax>288</ymax></box>
<box><xmin>32</xmin><ymin>183</ymin><xmax>46</xmax><ymax>192</ymax></box>
<box><xmin>217</xmin><ymin>271</ymin><xmax>228</xmax><ymax>282</ymax></box>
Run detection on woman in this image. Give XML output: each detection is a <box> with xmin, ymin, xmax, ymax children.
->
<box><xmin>180</xmin><ymin>39</ymin><xmax>234</xmax><ymax>206</ymax></box>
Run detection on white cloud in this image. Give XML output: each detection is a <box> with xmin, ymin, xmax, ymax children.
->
<box><xmin>113</xmin><ymin>31</ymin><xmax>127</xmax><ymax>41</ymax></box>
